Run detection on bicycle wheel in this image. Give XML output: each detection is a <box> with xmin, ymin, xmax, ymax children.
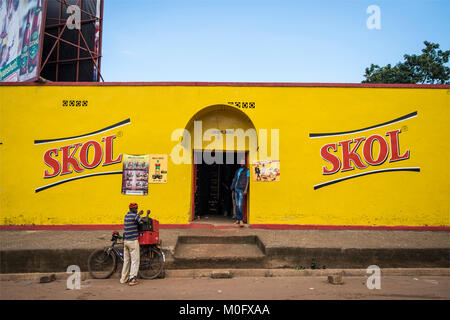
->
<box><xmin>88</xmin><ymin>247</ymin><xmax>117</xmax><ymax>279</ymax></box>
<box><xmin>138</xmin><ymin>246</ymin><xmax>164</xmax><ymax>279</ymax></box>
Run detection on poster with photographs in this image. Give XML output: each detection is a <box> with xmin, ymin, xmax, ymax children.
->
<box><xmin>149</xmin><ymin>154</ymin><xmax>168</xmax><ymax>184</ymax></box>
<box><xmin>252</xmin><ymin>160</ymin><xmax>280</xmax><ymax>182</ymax></box>
<box><xmin>121</xmin><ymin>154</ymin><xmax>149</xmax><ymax>195</ymax></box>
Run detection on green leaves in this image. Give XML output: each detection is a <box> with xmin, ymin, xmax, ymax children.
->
<box><xmin>362</xmin><ymin>41</ymin><xmax>450</xmax><ymax>84</ymax></box>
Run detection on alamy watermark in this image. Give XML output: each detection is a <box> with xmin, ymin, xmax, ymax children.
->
<box><xmin>366</xmin><ymin>5</ymin><xmax>381</xmax><ymax>30</ymax></box>
<box><xmin>169</xmin><ymin>121</ymin><xmax>280</xmax><ymax>165</ymax></box>
<box><xmin>366</xmin><ymin>265</ymin><xmax>381</xmax><ymax>289</ymax></box>
<box><xmin>66</xmin><ymin>265</ymin><xmax>81</xmax><ymax>290</ymax></box>
<box><xmin>66</xmin><ymin>5</ymin><xmax>81</xmax><ymax>30</ymax></box>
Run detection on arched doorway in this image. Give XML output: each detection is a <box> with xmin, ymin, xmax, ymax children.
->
<box><xmin>183</xmin><ymin>105</ymin><xmax>257</xmax><ymax>224</ymax></box>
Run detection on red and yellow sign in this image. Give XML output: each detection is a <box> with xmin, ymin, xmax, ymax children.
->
<box><xmin>0</xmin><ymin>84</ymin><xmax>448</xmax><ymax>227</ymax></box>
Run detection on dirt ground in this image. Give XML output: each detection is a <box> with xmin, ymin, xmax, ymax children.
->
<box><xmin>0</xmin><ymin>276</ymin><xmax>448</xmax><ymax>300</ymax></box>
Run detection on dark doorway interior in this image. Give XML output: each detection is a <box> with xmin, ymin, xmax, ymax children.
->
<box><xmin>193</xmin><ymin>151</ymin><xmax>247</xmax><ymax>222</ymax></box>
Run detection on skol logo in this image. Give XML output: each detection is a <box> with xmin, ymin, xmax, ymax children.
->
<box><xmin>320</xmin><ymin>129</ymin><xmax>410</xmax><ymax>175</ymax></box>
<box><xmin>43</xmin><ymin>135</ymin><xmax>122</xmax><ymax>178</ymax></box>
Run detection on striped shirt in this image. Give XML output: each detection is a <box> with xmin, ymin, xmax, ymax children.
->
<box><xmin>123</xmin><ymin>211</ymin><xmax>142</xmax><ymax>241</ymax></box>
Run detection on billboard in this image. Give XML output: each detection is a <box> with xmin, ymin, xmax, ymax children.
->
<box><xmin>40</xmin><ymin>0</ymin><xmax>103</xmax><ymax>82</ymax></box>
<box><xmin>0</xmin><ymin>0</ymin><xmax>45</xmax><ymax>82</ymax></box>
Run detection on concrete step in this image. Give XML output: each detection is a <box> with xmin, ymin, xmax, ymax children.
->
<box><xmin>172</xmin><ymin>235</ymin><xmax>266</xmax><ymax>269</ymax></box>
<box><xmin>175</xmin><ymin>243</ymin><xmax>265</xmax><ymax>259</ymax></box>
<box><xmin>176</xmin><ymin>235</ymin><xmax>264</xmax><ymax>245</ymax></box>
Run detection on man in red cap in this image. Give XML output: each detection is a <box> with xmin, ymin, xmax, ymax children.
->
<box><xmin>120</xmin><ymin>202</ymin><xmax>143</xmax><ymax>286</ymax></box>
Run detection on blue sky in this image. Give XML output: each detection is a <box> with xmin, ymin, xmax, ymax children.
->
<box><xmin>101</xmin><ymin>0</ymin><xmax>450</xmax><ymax>83</ymax></box>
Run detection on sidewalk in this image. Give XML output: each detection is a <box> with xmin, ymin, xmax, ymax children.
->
<box><xmin>1</xmin><ymin>227</ymin><xmax>449</xmax><ymax>250</ymax></box>
<box><xmin>1</xmin><ymin>227</ymin><xmax>449</xmax><ymax>274</ymax></box>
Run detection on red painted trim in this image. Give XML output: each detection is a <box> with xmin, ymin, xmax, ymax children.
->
<box><xmin>191</xmin><ymin>152</ymin><xmax>197</xmax><ymax>221</ymax></box>
<box><xmin>244</xmin><ymin>151</ymin><xmax>249</xmax><ymax>223</ymax></box>
<box><xmin>249</xmin><ymin>224</ymin><xmax>450</xmax><ymax>231</ymax></box>
<box><xmin>0</xmin><ymin>224</ymin><xmax>123</xmax><ymax>231</ymax></box>
<box><xmin>1</xmin><ymin>81</ymin><xmax>449</xmax><ymax>88</ymax></box>
<box><xmin>0</xmin><ymin>223</ymin><xmax>240</xmax><ymax>231</ymax></box>
<box><xmin>0</xmin><ymin>224</ymin><xmax>448</xmax><ymax>231</ymax></box>
<box><xmin>162</xmin><ymin>223</ymin><xmax>241</xmax><ymax>230</ymax></box>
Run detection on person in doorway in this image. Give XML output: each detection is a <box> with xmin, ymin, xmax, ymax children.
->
<box><xmin>120</xmin><ymin>202</ymin><xmax>143</xmax><ymax>286</ymax></box>
<box><xmin>230</xmin><ymin>162</ymin><xmax>249</xmax><ymax>227</ymax></box>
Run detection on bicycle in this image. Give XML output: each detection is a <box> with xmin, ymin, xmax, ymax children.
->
<box><xmin>88</xmin><ymin>225</ymin><xmax>165</xmax><ymax>280</ymax></box>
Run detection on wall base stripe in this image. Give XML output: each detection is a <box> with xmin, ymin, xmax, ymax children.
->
<box><xmin>0</xmin><ymin>224</ymin><xmax>448</xmax><ymax>231</ymax></box>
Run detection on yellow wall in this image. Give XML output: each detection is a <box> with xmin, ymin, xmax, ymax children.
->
<box><xmin>0</xmin><ymin>84</ymin><xmax>449</xmax><ymax>227</ymax></box>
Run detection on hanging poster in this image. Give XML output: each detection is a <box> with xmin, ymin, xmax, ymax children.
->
<box><xmin>121</xmin><ymin>154</ymin><xmax>149</xmax><ymax>195</ymax></box>
<box><xmin>252</xmin><ymin>160</ymin><xmax>280</xmax><ymax>182</ymax></box>
<box><xmin>149</xmin><ymin>154</ymin><xmax>168</xmax><ymax>183</ymax></box>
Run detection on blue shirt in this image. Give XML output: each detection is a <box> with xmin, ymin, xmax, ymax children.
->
<box><xmin>123</xmin><ymin>211</ymin><xmax>142</xmax><ymax>241</ymax></box>
<box><xmin>234</xmin><ymin>168</ymin><xmax>250</xmax><ymax>191</ymax></box>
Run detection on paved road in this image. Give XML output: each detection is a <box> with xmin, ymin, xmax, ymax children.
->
<box><xmin>1</xmin><ymin>276</ymin><xmax>448</xmax><ymax>300</ymax></box>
